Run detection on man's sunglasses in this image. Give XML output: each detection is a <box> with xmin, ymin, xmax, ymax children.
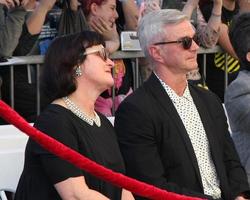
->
<box><xmin>153</xmin><ymin>36</ymin><xmax>194</xmax><ymax>50</ymax></box>
<box><xmin>84</xmin><ymin>45</ymin><xmax>109</xmax><ymax>61</ymax></box>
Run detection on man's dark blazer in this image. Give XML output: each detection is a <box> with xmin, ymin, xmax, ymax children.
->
<box><xmin>115</xmin><ymin>73</ymin><xmax>249</xmax><ymax>200</ymax></box>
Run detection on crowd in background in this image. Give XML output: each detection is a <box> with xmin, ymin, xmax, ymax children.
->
<box><xmin>0</xmin><ymin>0</ymin><xmax>248</xmax><ymax>119</ymax></box>
<box><xmin>1</xmin><ymin>0</ymin><xmax>250</xmax><ymax>199</ymax></box>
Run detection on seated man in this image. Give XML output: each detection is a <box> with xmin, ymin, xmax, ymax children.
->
<box><xmin>224</xmin><ymin>13</ymin><xmax>250</xmax><ymax>186</ymax></box>
<box><xmin>115</xmin><ymin>9</ymin><xmax>250</xmax><ymax>199</ymax></box>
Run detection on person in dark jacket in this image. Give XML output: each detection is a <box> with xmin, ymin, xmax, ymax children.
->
<box><xmin>115</xmin><ymin>9</ymin><xmax>250</xmax><ymax>200</ymax></box>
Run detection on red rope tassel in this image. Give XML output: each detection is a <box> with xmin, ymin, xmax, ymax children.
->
<box><xmin>0</xmin><ymin>100</ymin><xmax>204</xmax><ymax>200</ymax></box>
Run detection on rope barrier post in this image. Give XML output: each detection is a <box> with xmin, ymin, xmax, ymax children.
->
<box><xmin>111</xmin><ymin>67</ymin><xmax>116</xmax><ymax>116</ymax></box>
<box><xmin>36</xmin><ymin>64</ymin><xmax>41</xmax><ymax>116</ymax></box>
<box><xmin>202</xmin><ymin>53</ymin><xmax>207</xmax><ymax>87</ymax></box>
<box><xmin>27</xmin><ymin>64</ymin><xmax>32</xmax><ymax>84</ymax></box>
<box><xmin>131</xmin><ymin>58</ymin><xmax>140</xmax><ymax>90</ymax></box>
<box><xmin>224</xmin><ymin>53</ymin><xmax>228</xmax><ymax>91</ymax></box>
<box><xmin>131</xmin><ymin>59</ymin><xmax>136</xmax><ymax>90</ymax></box>
<box><xmin>0</xmin><ymin>76</ymin><xmax>2</xmax><ymax>99</ymax></box>
<box><xmin>135</xmin><ymin>57</ymin><xmax>140</xmax><ymax>89</ymax></box>
<box><xmin>10</xmin><ymin>65</ymin><xmax>14</xmax><ymax>108</ymax></box>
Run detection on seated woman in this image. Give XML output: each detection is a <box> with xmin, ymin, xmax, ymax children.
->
<box><xmin>14</xmin><ymin>31</ymin><xmax>134</xmax><ymax>200</ymax></box>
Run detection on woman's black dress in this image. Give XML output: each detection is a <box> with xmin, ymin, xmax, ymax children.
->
<box><xmin>14</xmin><ymin>104</ymin><xmax>125</xmax><ymax>200</ymax></box>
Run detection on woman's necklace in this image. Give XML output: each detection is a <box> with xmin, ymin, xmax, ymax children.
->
<box><xmin>62</xmin><ymin>96</ymin><xmax>101</xmax><ymax>127</ymax></box>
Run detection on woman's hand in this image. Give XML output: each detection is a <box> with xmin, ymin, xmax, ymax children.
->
<box><xmin>55</xmin><ymin>176</ymin><xmax>110</xmax><ymax>200</ymax></box>
<box><xmin>89</xmin><ymin>17</ymin><xmax>119</xmax><ymax>41</ymax></box>
<box><xmin>121</xmin><ymin>189</ymin><xmax>135</xmax><ymax>200</ymax></box>
<box><xmin>89</xmin><ymin>17</ymin><xmax>120</xmax><ymax>52</ymax></box>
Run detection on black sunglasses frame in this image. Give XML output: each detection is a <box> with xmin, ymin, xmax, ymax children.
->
<box><xmin>153</xmin><ymin>36</ymin><xmax>194</xmax><ymax>50</ymax></box>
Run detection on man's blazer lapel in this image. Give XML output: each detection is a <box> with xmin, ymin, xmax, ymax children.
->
<box><xmin>144</xmin><ymin>74</ymin><xmax>203</xmax><ymax>186</ymax></box>
<box><xmin>190</xmin><ymin>85</ymin><xmax>229</xmax><ymax>194</ymax></box>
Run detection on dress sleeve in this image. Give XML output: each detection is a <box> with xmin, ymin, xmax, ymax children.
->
<box><xmin>32</xmin><ymin>109</ymin><xmax>83</xmax><ymax>184</ymax></box>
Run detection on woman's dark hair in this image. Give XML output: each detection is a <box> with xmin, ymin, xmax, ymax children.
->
<box><xmin>229</xmin><ymin>13</ymin><xmax>250</xmax><ymax>71</ymax></box>
<box><xmin>41</xmin><ymin>30</ymin><xmax>105</xmax><ymax>102</ymax></box>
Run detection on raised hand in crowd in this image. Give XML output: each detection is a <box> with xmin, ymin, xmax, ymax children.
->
<box><xmin>69</xmin><ymin>0</ymin><xmax>81</xmax><ymax>11</ymax></box>
<box><xmin>20</xmin><ymin>0</ymin><xmax>30</xmax><ymax>7</ymax></box>
<box><xmin>138</xmin><ymin>0</ymin><xmax>160</xmax><ymax>21</ymax></box>
<box><xmin>89</xmin><ymin>16</ymin><xmax>120</xmax><ymax>53</ymax></box>
<box><xmin>183</xmin><ymin>0</ymin><xmax>222</xmax><ymax>82</ymax></box>
<box><xmin>183</xmin><ymin>0</ymin><xmax>222</xmax><ymax>47</ymax></box>
<box><xmin>182</xmin><ymin>0</ymin><xmax>200</xmax><ymax>17</ymax></box>
<box><xmin>120</xmin><ymin>0</ymin><xmax>138</xmax><ymax>30</ymax></box>
<box><xmin>0</xmin><ymin>0</ymin><xmax>15</xmax><ymax>8</ymax></box>
<box><xmin>238</xmin><ymin>0</ymin><xmax>250</xmax><ymax>13</ymax></box>
<box><xmin>90</xmin><ymin>17</ymin><xmax>118</xmax><ymax>40</ymax></box>
<box><xmin>216</xmin><ymin>0</ymin><xmax>238</xmax><ymax>59</ymax></box>
<box><xmin>0</xmin><ymin>0</ymin><xmax>31</xmax><ymax>9</ymax></box>
<box><xmin>24</xmin><ymin>0</ymin><xmax>56</xmax><ymax>35</ymax></box>
<box><xmin>143</xmin><ymin>0</ymin><xmax>161</xmax><ymax>13</ymax></box>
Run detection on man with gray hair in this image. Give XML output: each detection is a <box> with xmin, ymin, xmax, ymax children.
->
<box><xmin>115</xmin><ymin>9</ymin><xmax>250</xmax><ymax>199</ymax></box>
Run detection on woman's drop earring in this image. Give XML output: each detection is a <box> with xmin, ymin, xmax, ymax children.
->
<box><xmin>75</xmin><ymin>65</ymin><xmax>82</xmax><ymax>77</ymax></box>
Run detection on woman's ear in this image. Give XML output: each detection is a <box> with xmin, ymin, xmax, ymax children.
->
<box><xmin>90</xmin><ymin>3</ymin><xmax>99</xmax><ymax>16</ymax></box>
<box><xmin>246</xmin><ymin>52</ymin><xmax>250</xmax><ymax>63</ymax></box>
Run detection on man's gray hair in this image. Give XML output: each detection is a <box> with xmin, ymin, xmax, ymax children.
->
<box><xmin>138</xmin><ymin>9</ymin><xmax>188</xmax><ymax>58</ymax></box>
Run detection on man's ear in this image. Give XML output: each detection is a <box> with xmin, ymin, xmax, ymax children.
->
<box><xmin>90</xmin><ymin>3</ymin><xmax>98</xmax><ymax>16</ymax></box>
<box><xmin>148</xmin><ymin>45</ymin><xmax>164</xmax><ymax>63</ymax></box>
<box><xmin>246</xmin><ymin>52</ymin><xmax>250</xmax><ymax>63</ymax></box>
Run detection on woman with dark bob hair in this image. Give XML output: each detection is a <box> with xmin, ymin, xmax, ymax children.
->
<box><xmin>14</xmin><ymin>30</ymin><xmax>134</xmax><ymax>200</ymax></box>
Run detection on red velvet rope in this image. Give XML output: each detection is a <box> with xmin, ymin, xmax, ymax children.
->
<box><xmin>0</xmin><ymin>100</ymin><xmax>204</xmax><ymax>200</ymax></box>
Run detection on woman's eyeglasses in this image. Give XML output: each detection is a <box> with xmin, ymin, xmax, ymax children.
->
<box><xmin>84</xmin><ymin>45</ymin><xmax>109</xmax><ymax>61</ymax></box>
<box><xmin>153</xmin><ymin>36</ymin><xmax>194</xmax><ymax>50</ymax></box>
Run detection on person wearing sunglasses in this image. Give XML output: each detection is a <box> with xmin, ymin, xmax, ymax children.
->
<box><xmin>14</xmin><ymin>30</ymin><xmax>134</xmax><ymax>200</ymax></box>
<box><xmin>115</xmin><ymin>9</ymin><xmax>250</xmax><ymax>200</ymax></box>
